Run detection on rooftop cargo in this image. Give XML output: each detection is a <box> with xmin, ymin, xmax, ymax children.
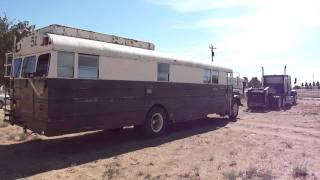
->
<box><xmin>36</xmin><ymin>24</ymin><xmax>155</xmax><ymax>50</ymax></box>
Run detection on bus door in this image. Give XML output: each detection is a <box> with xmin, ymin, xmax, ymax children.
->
<box><xmin>20</xmin><ymin>56</ymin><xmax>37</xmax><ymax>121</ymax></box>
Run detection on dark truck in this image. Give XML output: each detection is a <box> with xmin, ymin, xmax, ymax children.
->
<box><xmin>247</xmin><ymin>67</ymin><xmax>297</xmax><ymax>109</ymax></box>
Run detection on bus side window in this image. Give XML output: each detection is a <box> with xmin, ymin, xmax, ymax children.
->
<box><xmin>157</xmin><ymin>63</ymin><xmax>170</xmax><ymax>81</ymax></box>
<box><xmin>58</xmin><ymin>52</ymin><xmax>75</xmax><ymax>78</ymax></box>
<box><xmin>203</xmin><ymin>69</ymin><xmax>211</xmax><ymax>83</ymax></box>
<box><xmin>211</xmin><ymin>70</ymin><xmax>219</xmax><ymax>84</ymax></box>
<box><xmin>78</xmin><ymin>54</ymin><xmax>99</xmax><ymax>79</ymax></box>
<box><xmin>35</xmin><ymin>53</ymin><xmax>51</xmax><ymax>77</ymax></box>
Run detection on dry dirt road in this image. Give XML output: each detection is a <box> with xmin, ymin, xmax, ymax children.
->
<box><xmin>0</xmin><ymin>97</ymin><xmax>319</xmax><ymax>180</ymax></box>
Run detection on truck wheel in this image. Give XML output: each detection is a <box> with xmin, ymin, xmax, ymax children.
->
<box><xmin>143</xmin><ymin>106</ymin><xmax>168</xmax><ymax>137</ymax></box>
<box><xmin>0</xmin><ymin>101</ymin><xmax>3</xmax><ymax>109</ymax></box>
<box><xmin>293</xmin><ymin>95</ymin><xmax>297</xmax><ymax>105</ymax></box>
<box><xmin>282</xmin><ymin>97</ymin><xmax>286</xmax><ymax>108</ymax></box>
<box><xmin>247</xmin><ymin>101</ymin><xmax>251</xmax><ymax>109</ymax></box>
<box><xmin>229</xmin><ymin>102</ymin><xmax>239</xmax><ymax>120</ymax></box>
<box><xmin>276</xmin><ymin>98</ymin><xmax>281</xmax><ymax>110</ymax></box>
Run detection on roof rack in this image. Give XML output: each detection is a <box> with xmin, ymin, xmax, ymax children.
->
<box><xmin>37</xmin><ymin>24</ymin><xmax>155</xmax><ymax>50</ymax></box>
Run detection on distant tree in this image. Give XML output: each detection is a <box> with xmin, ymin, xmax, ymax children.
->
<box><xmin>313</xmin><ymin>82</ymin><xmax>316</xmax><ymax>87</ymax></box>
<box><xmin>242</xmin><ymin>77</ymin><xmax>248</xmax><ymax>88</ymax></box>
<box><xmin>247</xmin><ymin>77</ymin><xmax>262</xmax><ymax>88</ymax></box>
<box><xmin>301</xmin><ymin>82</ymin><xmax>304</xmax><ymax>87</ymax></box>
<box><xmin>243</xmin><ymin>77</ymin><xmax>248</xmax><ymax>82</ymax></box>
<box><xmin>317</xmin><ymin>81</ymin><xmax>320</xmax><ymax>87</ymax></box>
<box><xmin>305</xmin><ymin>82</ymin><xmax>309</xmax><ymax>88</ymax></box>
<box><xmin>293</xmin><ymin>85</ymin><xmax>301</xmax><ymax>89</ymax></box>
<box><xmin>309</xmin><ymin>83</ymin><xmax>312</xmax><ymax>87</ymax></box>
<box><xmin>0</xmin><ymin>15</ymin><xmax>34</xmax><ymax>83</ymax></box>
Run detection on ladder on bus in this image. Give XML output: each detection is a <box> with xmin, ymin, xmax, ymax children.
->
<box><xmin>3</xmin><ymin>53</ymin><xmax>14</xmax><ymax>123</ymax></box>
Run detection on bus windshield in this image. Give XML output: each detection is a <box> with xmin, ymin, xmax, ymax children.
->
<box><xmin>12</xmin><ymin>58</ymin><xmax>22</xmax><ymax>77</ymax></box>
<box><xmin>22</xmin><ymin>56</ymin><xmax>36</xmax><ymax>77</ymax></box>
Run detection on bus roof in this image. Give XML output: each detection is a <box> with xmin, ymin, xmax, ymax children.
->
<box><xmin>49</xmin><ymin>33</ymin><xmax>233</xmax><ymax>72</ymax></box>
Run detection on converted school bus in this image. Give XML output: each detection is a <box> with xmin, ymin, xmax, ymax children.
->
<box><xmin>4</xmin><ymin>25</ymin><xmax>241</xmax><ymax>137</ymax></box>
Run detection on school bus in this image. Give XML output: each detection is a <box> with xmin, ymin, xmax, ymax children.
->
<box><xmin>3</xmin><ymin>25</ymin><xmax>241</xmax><ymax>137</ymax></box>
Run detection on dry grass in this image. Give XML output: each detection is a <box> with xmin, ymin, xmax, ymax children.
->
<box><xmin>244</xmin><ymin>167</ymin><xmax>257</xmax><ymax>179</ymax></box>
<box><xmin>223</xmin><ymin>170</ymin><xmax>237</xmax><ymax>180</ymax></box>
<box><xmin>236</xmin><ymin>167</ymin><xmax>273</xmax><ymax>180</ymax></box>
<box><xmin>292</xmin><ymin>163</ymin><xmax>308</xmax><ymax>179</ymax></box>
<box><xmin>103</xmin><ymin>168</ymin><xmax>119</xmax><ymax>180</ymax></box>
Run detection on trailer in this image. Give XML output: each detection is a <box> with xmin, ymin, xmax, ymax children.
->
<box><xmin>3</xmin><ymin>25</ymin><xmax>241</xmax><ymax>137</ymax></box>
<box><xmin>247</xmin><ymin>66</ymin><xmax>297</xmax><ymax>110</ymax></box>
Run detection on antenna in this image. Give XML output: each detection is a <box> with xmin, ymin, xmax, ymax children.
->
<box><xmin>209</xmin><ymin>44</ymin><xmax>216</xmax><ymax>62</ymax></box>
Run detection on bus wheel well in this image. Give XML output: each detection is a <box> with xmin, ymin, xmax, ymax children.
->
<box><xmin>147</xmin><ymin>104</ymin><xmax>171</xmax><ymax>123</ymax></box>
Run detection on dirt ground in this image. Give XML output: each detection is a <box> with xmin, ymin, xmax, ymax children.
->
<box><xmin>0</xmin><ymin>94</ymin><xmax>319</xmax><ymax>179</ymax></box>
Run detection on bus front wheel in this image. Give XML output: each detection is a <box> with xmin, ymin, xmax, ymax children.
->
<box><xmin>229</xmin><ymin>102</ymin><xmax>239</xmax><ymax>120</ymax></box>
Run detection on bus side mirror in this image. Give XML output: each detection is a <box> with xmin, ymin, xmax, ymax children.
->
<box><xmin>294</xmin><ymin>78</ymin><xmax>297</xmax><ymax>84</ymax></box>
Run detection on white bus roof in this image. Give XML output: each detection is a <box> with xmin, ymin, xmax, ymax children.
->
<box><xmin>49</xmin><ymin>33</ymin><xmax>232</xmax><ymax>73</ymax></box>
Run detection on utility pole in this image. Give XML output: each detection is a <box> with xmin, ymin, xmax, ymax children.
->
<box><xmin>209</xmin><ymin>44</ymin><xmax>216</xmax><ymax>62</ymax></box>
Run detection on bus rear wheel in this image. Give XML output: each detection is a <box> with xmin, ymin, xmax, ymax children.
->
<box><xmin>143</xmin><ymin>106</ymin><xmax>167</xmax><ymax>137</ymax></box>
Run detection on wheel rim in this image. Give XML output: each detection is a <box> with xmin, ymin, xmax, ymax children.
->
<box><xmin>150</xmin><ymin>113</ymin><xmax>164</xmax><ymax>133</ymax></box>
<box><xmin>232</xmin><ymin>103</ymin><xmax>239</xmax><ymax>116</ymax></box>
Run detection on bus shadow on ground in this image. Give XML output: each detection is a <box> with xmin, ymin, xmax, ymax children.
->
<box><xmin>0</xmin><ymin>117</ymin><xmax>229</xmax><ymax>180</ymax></box>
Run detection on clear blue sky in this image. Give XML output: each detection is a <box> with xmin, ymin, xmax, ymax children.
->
<box><xmin>1</xmin><ymin>0</ymin><xmax>319</xmax><ymax>83</ymax></box>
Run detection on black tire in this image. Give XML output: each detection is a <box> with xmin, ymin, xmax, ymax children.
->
<box><xmin>293</xmin><ymin>95</ymin><xmax>297</xmax><ymax>105</ymax></box>
<box><xmin>0</xmin><ymin>101</ymin><xmax>3</xmax><ymax>109</ymax></box>
<box><xmin>276</xmin><ymin>98</ymin><xmax>281</xmax><ymax>110</ymax></box>
<box><xmin>281</xmin><ymin>97</ymin><xmax>286</xmax><ymax>108</ymax></box>
<box><xmin>247</xmin><ymin>100</ymin><xmax>252</xmax><ymax>110</ymax></box>
<box><xmin>229</xmin><ymin>102</ymin><xmax>239</xmax><ymax>120</ymax></box>
<box><xmin>143</xmin><ymin>106</ymin><xmax>168</xmax><ymax>137</ymax></box>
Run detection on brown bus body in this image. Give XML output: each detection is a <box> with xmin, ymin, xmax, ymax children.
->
<box><xmin>11</xmin><ymin>78</ymin><xmax>231</xmax><ymax>136</ymax></box>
